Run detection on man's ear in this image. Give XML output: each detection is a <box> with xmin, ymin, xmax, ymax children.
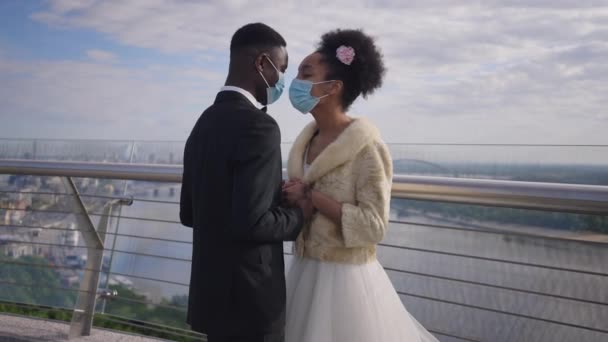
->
<box><xmin>254</xmin><ymin>53</ymin><xmax>267</xmax><ymax>73</ymax></box>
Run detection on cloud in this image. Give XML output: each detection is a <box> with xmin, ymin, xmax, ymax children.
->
<box><xmin>1</xmin><ymin>0</ymin><xmax>606</xmax><ymax>144</ymax></box>
<box><xmin>47</xmin><ymin>0</ymin><xmax>98</xmax><ymax>14</ymax></box>
<box><xmin>0</xmin><ymin>57</ymin><xmax>222</xmax><ymax>129</ymax></box>
<box><xmin>86</xmin><ymin>49</ymin><xmax>117</xmax><ymax>63</ymax></box>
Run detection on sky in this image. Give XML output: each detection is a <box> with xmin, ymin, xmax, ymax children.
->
<box><xmin>0</xmin><ymin>0</ymin><xmax>607</xmax><ymax>144</ymax></box>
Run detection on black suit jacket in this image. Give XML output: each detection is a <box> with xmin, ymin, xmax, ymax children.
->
<box><xmin>179</xmin><ymin>91</ymin><xmax>304</xmax><ymax>336</ymax></box>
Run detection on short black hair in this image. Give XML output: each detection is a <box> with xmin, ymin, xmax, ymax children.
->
<box><xmin>316</xmin><ymin>29</ymin><xmax>386</xmax><ymax>111</ymax></box>
<box><xmin>230</xmin><ymin>23</ymin><xmax>287</xmax><ymax>55</ymax></box>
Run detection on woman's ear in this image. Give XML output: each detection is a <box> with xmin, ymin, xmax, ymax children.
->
<box><xmin>330</xmin><ymin>80</ymin><xmax>344</xmax><ymax>96</ymax></box>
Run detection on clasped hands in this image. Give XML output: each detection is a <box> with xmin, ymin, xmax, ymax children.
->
<box><xmin>282</xmin><ymin>179</ymin><xmax>314</xmax><ymax>219</ymax></box>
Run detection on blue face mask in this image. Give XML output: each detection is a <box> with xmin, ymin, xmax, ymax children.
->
<box><xmin>259</xmin><ymin>56</ymin><xmax>284</xmax><ymax>105</ymax></box>
<box><xmin>288</xmin><ymin>79</ymin><xmax>334</xmax><ymax>114</ymax></box>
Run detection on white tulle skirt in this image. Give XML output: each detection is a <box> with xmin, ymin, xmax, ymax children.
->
<box><xmin>285</xmin><ymin>256</ymin><xmax>439</xmax><ymax>342</ymax></box>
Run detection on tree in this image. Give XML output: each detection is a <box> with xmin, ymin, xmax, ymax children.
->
<box><xmin>0</xmin><ymin>255</ymin><xmax>77</xmax><ymax>308</ymax></box>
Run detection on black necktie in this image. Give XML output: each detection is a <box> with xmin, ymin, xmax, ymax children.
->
<box><xmin>260</xmin><ymin>106</ymin><xmax>268</xmax><ymax>113</ymax></box>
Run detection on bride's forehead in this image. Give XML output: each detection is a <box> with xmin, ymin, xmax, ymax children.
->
<box><xmin>299</xmin><ymin>53</ymin><xmax>324</xmax><ymax>69</ymax></box>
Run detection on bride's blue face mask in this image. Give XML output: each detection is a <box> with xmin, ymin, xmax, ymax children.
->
<box><xmin>288</xmin><ymin>79</ymin><xmax>335</xmax><ymax>114</ymax></box>
<box><xmin>258</xmin><ymin>55</ymin><xmax>285</xmax><ymax>105</ymax></box>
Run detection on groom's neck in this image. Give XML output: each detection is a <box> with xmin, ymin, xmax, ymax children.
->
<box><xmin>225</xmin><ymin>72</ymin><xmax>257</xmax><ymax>98</ymax></box>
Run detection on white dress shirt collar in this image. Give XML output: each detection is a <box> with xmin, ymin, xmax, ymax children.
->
<box><xmin>220</xmin><ymin>85</ymin><xmax>262</xmax><ymax>108</ymax></box>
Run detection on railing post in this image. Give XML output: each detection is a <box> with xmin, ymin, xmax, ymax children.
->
<box><xmin>32</xmin><ymin>140</ymin><xmax>37</xmax><ymax>160</ymax></box>
<box><xmin>63</xmin><ymin>176</ymin><xmax>103</xmax><ymax>338</ymax></box>
<box><xmin>99</xmin><ymin>196</ymin><xmax>132</xmax><ymax>314</ymax></box>
<box><xmin>63</xmin><ymin>177</ymin><xmax>131</xmax><ymax>338</ymax></box>
<box><xmin>100</xmin><ymin>142</ymin><xmax>136</xmax><ymax>313</ymax></box>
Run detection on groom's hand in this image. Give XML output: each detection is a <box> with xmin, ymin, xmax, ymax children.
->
<box><xmin>283</xmin><ymin>180</ymin><xmax>307</xmax><ymax>205</ymax></box>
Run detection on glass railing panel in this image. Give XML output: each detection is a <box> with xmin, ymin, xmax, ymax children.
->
<box><xmin>0</xmin><ymin>139</ymin><xmax>36</xmax><ymax>160</ymax></box>
<box><xmin>0</xmin><ymin>139</ymin><xmax>135</xmax><ymax>163</ymax></box>
<box><xmin>2</xmin><ymin>140</ymin><xmax>607</xmax><ymax>184</ymax></box>
<box><xmin>387</xmin><ymin>144</ymin><xmax>608</xmax><ymax>184</ymax></box>
<box><xmin>93</xmin><ymin>179</ymin><xmax>191</xmax><ymax>332</ymax></box>
<box><xmin>129</xmin><ymin>141</ymin><xmax>185</xmax><ymax>165</ymax></box>
<box><xmin>0</xmin><ymin>176</ymin><xmax>88</xmax><ymax>311</ymax></box>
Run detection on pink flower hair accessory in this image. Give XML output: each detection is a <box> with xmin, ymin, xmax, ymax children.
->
<box><xmin>336</xmin><ymin>45</ymin><xmax>355</xmax><ymax>65</ymax></box>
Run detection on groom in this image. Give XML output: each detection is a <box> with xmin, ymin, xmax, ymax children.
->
<box><xmin>180</xmin><ymin>23</ymin><xmax>312</xmax><ymax>342</ymax></box>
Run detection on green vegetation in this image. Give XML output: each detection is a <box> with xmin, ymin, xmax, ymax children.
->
<box><xmin>0</xmin><ymin>301</ymin><xmax>202</xmax><ymax>341</ymax></box>
<box><xmin>393</xmin><ymin>162</ymin><xmax>608</xmax><ymax>186</ymax></box>
<box><xmin>0</xmin><ymin>256</ymin><xmax>77</xmax><ymax>308</ymax></box>
<box><xmin>0</xmin><ymin>256</ymin><xmax>201</xmax><ymax>341</ymax></box>
<box><xmin>0</xmin><ymin>302</ymin><xmax>72</xmax><ymax>321</ymax></box>
<box><xmin>102</xmin><ymin>284</ymin><xmax>189</xmax><ymax>330</ymax></box>
<box><xmin>94</xmin><ymin>285</ymin><xmax>200</xmax><ymax>342</ymax></box>
<box><xmin>582</xmin><ymin>215</ymin><xmax>608</xmax><ymax>234</ymax></box>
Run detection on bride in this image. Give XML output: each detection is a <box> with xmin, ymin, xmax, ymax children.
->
<box><xmin>282</xmin><ymin>29</ymin><xmax>439</xmax><ymax>342</ymax></box>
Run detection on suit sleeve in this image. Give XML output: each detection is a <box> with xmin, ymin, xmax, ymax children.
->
<box><xmin>230</xmin><ymin>117</ymin><xmax>304</xmax><ymax>242</ymax></box>
<box><xmin>341</xmin><ymin>142</ymin><xmax>393</xmax><ymax>247</ymax></box>
<box><xmin>179</xmin><ymin>137</ymin><xmax>194</xmax><ymax>228</ymax></box>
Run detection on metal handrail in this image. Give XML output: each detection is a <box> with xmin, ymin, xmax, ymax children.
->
<box><xmin>0</xmin><ymin>159</ymin><xmax>181</xmax><ymax>183</ymax></box>
<box><xmin>392</xmin><ymin>174</ymin><xmax>608</xmax><ymax>215</ymax></box>
<box><xmin>1</xmin><ymin>159</ymin><xmax>608</xmax><ymax>215</ymax></box>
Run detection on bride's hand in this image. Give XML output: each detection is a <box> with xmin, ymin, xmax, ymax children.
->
<box><xmin>283</xmin><ymin>180</ymin><xmax>308</xmax><ymax>206</ymax></box>
<box><xmin>296</xmin><ymin>197</ymin><xmax>314</xmax><ymax>220</ymax></box>
<box><xmin>282</xmin><ymin>178</ymin><xmax>302</xmax><ymax>191</ymax></box>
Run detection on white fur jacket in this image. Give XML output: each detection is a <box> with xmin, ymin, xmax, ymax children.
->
<box><xmin>287</xmin><ymin>118</ymin><xmax>393</xmax><ymax>264</ymax></box>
